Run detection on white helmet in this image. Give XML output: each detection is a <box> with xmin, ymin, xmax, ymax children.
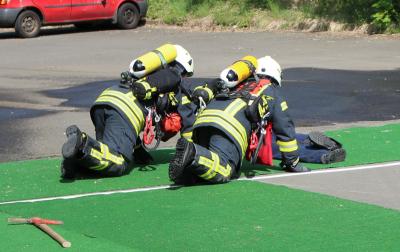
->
<box><xmin>174</xmin><ymin>44</ymin><xmax>194</xmax><ymax>77</ymax></box>
<box><xmin>256</xmin><ymin>56</ymin><xmax>282</xmax><ymax>86</ymax></box>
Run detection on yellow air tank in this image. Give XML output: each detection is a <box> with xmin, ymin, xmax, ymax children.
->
<box><xmin>219</xmin><ymin>55</ymin><xmax>258</xmax><ymax>88</ymax></box>
<box><xmin>129</xmin><ymin>44</ymin><xmax>177</xmax><ymax>79</ymax></box>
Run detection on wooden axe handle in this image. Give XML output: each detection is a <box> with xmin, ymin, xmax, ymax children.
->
<box><xmin>8</xmin><ymin>218</ymin><xmax>29</xmax><ymax>224</ymax></box>
<box><xmin>34</xmin><ymin>223</ymin><xmax>71</xmax><ymax>248</ymax></box>
<box><xmin>8</xmin><ymin>217</ymin><xmax>63</xmax><ymax>225</ymax></box>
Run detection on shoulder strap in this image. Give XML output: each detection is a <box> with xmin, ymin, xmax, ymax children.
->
<box><xmin>215</xmin><ymin>78</ymin><xmax>271</xmax><ymax>102</ymax></box>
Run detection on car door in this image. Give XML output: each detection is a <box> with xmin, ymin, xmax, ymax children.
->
<box><xmin>71</xmin><ymin>0</ymin><xmax>113</xmax><ymax>20</ymax></box>
<box><xmin>33</xmin><ymin>0</ymin><xmax>72</xmax><ymax>23</ymax></box>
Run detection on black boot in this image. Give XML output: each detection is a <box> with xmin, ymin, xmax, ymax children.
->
<box><xmin>321</xmin><ymin>148</ymin><xmax>346</xmax><ymax>164</ymax></box>
<box><xmin>60</xmin><ymin>158</ymin><xmax>76</xmax><ymax>179</ymax></box>
<box><xmin>308</xmin><ymin>131</ymin><xmax>342</xmax><ymax>150</ymax></box>
<box><xmin>62</xmin><ymin>125</ymin><xmax>84</xmax><ymax>159</ymax></box>
<box><xmin>133</xmin><ymin>145</ymin><xmax>154</xmax><ymax>165</ymax></box>
<box><xmin>280</xmin><ymin>159</ymin><xmax>310</xmax><ymax>172</ymax></box>
<box><xmin>169</xmin><ymin>138</ymin><xmax>195</xmax><ymax>184</ymax></box>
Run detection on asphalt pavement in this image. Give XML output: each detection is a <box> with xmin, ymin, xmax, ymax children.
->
<box><xmin>0</xmin><ymin>25</ymin><xmax>399</xmax><ymax>210</ymax></box>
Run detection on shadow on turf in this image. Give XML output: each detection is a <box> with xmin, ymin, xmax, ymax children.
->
<box><xmin>59</xmin><ymin>149</ymin><xmax>175</xmax><ymax>183</ymax></box>
<box><xmin>240</xmin><ymin>160</ymin><xmax>282</xmax><ymax>178</ymax></box>
<box><xmin>59</xmin><ymin>148</ymin><xmax>284</xmax><ymax>184</ymax></box>
<box><xmin>166</xmin><ymin>161</ymin><xmax>283</xmax><ymax>190</ymax></box>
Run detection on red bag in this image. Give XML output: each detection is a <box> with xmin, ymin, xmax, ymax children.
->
<box><xmin>160</xmin><ymin>112</ymin><xmax>182</xmax><ymax>141</ymax></box>
<box><xmin>245</xmin><ymin>79</ymin><xmax>274</xmax><ymax>165</ymax></box>
<box><xmin>257</xmin><ymin>123</ymin><xmax>273</xmax><ymax>166</ymax></box>
<box><xmin>246</xmin><ymin>123</ymin><xmax>273</xmax><ymax>166</ymax></box>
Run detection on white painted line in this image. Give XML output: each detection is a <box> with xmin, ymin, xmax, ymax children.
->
<box><xmin>1</xmin><ymin>161</ymin><xmax>399</xmax><ymax>206</ymax></box>
<box><xmin>239</xmin><ymin>161</ymin><xmax>400</xmax><ymax>181</ymax></box>
<box><xmin>0</xmin><ymin>184</ymin><xmax>180</xmax><ymax>205</ymax></box>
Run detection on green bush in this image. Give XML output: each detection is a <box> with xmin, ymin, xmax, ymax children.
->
<box><xmin>372</xmin><ymin>0</ymin><xmax>400</xmax><ymax>32</ymax></box>
<box><xmin>147</xmin><ymin>0</ymin><xmax>400</xmax><ymax>33</ymax></box>
<box><xmin>147</xmin><ymin>0</ymin><xmax>189</xmax><ymax>24</ymax></box>
<box><xmin>311</xmin><ymin>0</ymin><xmax>375</xmax><ymax>24</ymax></box>
<box><xmin>305</xmin><ymin>0</ymin><xmax>399</xmax><ymax>32</ymax></box>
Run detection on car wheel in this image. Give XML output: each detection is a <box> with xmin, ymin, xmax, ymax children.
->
<box><xmin>117</xmin><ymin>3</ymin><xmax>140</xmax><ymax>29</ymax></box>
<box><xmin>15</xmin><ymin>10</ymin><xmax>41</xmax><ymax>38</ymax></box>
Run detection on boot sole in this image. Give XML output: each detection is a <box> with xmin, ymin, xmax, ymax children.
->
<box><xmin>169</xmin><ymin>138</ymin><xmax>192</xmax><ymax>183</ymax></box>
<box><xmin>321</xmin><ymin>148</ymin><xmax>346</xmax><ymax>164</ymax></box>
<box><xmin>309</xmin><ymin>131</ymin><xmax>338</xmax><ymax>150</ymax></box>
<box><xmin>62</xmin><ymin>134</ymin><xmax>79</xmax><ymax>159</ymax></box>
<box><xmin>66</xmin><ymin>125</ymin><xmax>81</xmax><ymax>138</ymax></box>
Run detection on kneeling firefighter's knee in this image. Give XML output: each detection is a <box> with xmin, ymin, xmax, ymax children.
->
<box><xmin>99</xmin><ymin>162</ymin><xmax>129</xmax><ymax>177</ymax></box>
<box><xmin>82</xmin><ymin>138</ymin><xmax>129</xmax><ymax>176</ymax></box>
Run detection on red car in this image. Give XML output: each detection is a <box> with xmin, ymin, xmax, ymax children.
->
<box><xmin>0</xmin><ymin>0</ymin><xmax>148</xmax><ymax>38</ymax></box>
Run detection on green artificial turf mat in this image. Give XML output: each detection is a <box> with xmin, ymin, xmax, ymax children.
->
<box><xmin>1</xmin><ymin>181</ymin><xmax>399</xmax><ymax>251</ymax></box>
<box><xmin>0</xmin><ymin>149</ymin><xmax>175</xmax><ymax>202</ymax></box>
<box><xmin>0</xmin><ymin>210</ymin><xmax>139</xmax><ymax>251</ymax></box>
<box><xmin>0</xmin><ymin>123</ymin><xmax>399</xmax><ymax>202</ymax></box>
<box><xmin>231</xmin><ymin>123</ymin><xmax>400</xmax><ymax>175</ymax></box>
<box><xmin>311</xmin><ymin>122</ymin><xmax>400</xmax><ymax>168</ymax></box>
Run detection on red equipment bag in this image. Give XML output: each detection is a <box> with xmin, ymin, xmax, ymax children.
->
<box><xmin>246</xmin><ymin>123</ymin><xmax>273</xmax><ymax>166</ymax></box>
<box><xmin>160</xmin><ymin>112</ymin><xmax>182</xmax><ymax>142</ymax></box>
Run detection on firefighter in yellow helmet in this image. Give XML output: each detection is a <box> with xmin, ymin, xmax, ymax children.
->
<box><xmin>60</xmin><ymin>44</ymin><xmax>194</xmax><ymax>179</ymax></box>
<box><xmin>169</xmin><ymin>55</ymin><xmax>309</xmax><ymax>185</ymax></box>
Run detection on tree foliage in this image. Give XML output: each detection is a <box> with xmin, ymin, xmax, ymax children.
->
<box><xmin>148</xmin><ymin>0</ymin><xmax>400</xmax><ymax>33</ymax></box>
<box><xmin>307</xmin><ymin>0</ymin><xmax>399</xmax><ymax>31</ymax></box>
<box><xmin>371</xmin><ymin>0</ymin><xmax>400</xmax><ymax>31</ymax></box>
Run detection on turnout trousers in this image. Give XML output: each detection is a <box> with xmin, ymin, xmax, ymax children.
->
<box><xmin>191</xmin><ymin>127</ymin><xmax>241</xmax><ymax>183</ymax></box>
<box><xmin>79</xmin><ymin>106</ymin><xmax>137</xmax><ymax>176</ymax></box>
<box><xmin>272</xmin><ymin>133</ymin><xmax>328</xmax><ymax>164</ymax></box>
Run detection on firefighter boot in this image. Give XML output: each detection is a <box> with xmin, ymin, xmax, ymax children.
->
<box><xmin>169</xmin><ymin>138</ymin><xmax>195</xmax><ymax>184</ymax></box>
<box><xmin>308</xmin><ymin>131</ymin><xmax>342</xmax><ymax>150</ymax></box>
<box><xmin>134</xmin><ymin>145</ymin><xmax>154</xmax><ymax>165</ymax></box>
<box><xmin>321</xmin><ymin>148</ymin><xmax>346</xmax><ymax>164</ymax></box>
<box><xmin>60</xmin><ymin>158</ymin><xmax>77</xmax><ymax>180</ymax></box>
<box><xmin>62</xmin><ymin>125</ymin><xmax>85</xmax><ymax>159</ymax></box>
<box><xmin>281</xmin><ymin>158</ymin><xmax>310</xmax><ymax>172</ymax></box>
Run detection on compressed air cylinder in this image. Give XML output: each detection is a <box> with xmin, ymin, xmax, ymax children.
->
<box><xmin>129</xmin><ymin>44</ymin><xmax>178</xmax><ymax>79</ymax></box>
<box><xmin>219</xmin><ymin>55</ymin><xmax>258</xmax><ymax>88</ymax></box>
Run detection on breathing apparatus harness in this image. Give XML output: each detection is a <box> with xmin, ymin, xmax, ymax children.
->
<box><xmin>140</xmin><ymin>89</ymin><xmax>180</xmax><ymax>151</ymax></box>
<box><xmin>121</xmin><ymin>54</ymin><xmax>181</xmax><ymax>151</ymax></box>
<box><xmin>120</xmin><ymin>72</ymin><xmax>159</xmax><ymax>150</ymax></box>
<box><xmin>214</xmin><ymin>75</ymin><xmax>274</xmax><ymax>165</ymax></box>
<box><xmin>142</xmin><ymin>105</ymin><xmax>163</xmax><ymax>150</ymax></box>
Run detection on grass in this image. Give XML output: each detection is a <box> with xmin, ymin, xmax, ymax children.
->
<box><xmin>147</xmin><ymin>0</ymin><xmax>306</xmax><ymax>30</ymax></box>
<box><xmin>146</xmin><ymin>0</ymin><xmax>400</xmax><ymax>34</ymax></box>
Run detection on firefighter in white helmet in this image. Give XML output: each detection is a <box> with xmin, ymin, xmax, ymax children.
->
<box><xmin>255</xmin><ymin>56</ymin><xmax>346</xmax><ymax>164</ymax></box>
<box><xmin>256</xmin><ymin>56</ymin><xmax>282</xmax><ymax>86</ymax></box>
<box><xmin>60</xmin><ymin>44</ymin><xmax>194</xmax><ymax>179</ymax></box>
<box><xmin>169</xmin><ymin>55</ymin><xmax>309</xmax><ymax>186</ymax></box>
